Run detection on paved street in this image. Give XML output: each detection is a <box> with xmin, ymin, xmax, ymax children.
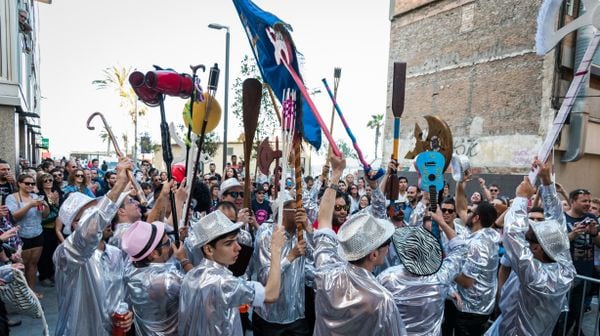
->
<box><xmin>5</xmin><ymin>282</ymin><xmax>600</xmax><ymax>335</ymax></box>
<box><xmin>9</xmin><ymin>284</ymin><xmax>57</xmax><ymax>335</ymax></box>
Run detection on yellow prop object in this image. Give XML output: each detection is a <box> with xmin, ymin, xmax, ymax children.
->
<box><xmin>182</xmin><ymin>92</ymin><xmax>222</xmax><ymax>135</ymax></box>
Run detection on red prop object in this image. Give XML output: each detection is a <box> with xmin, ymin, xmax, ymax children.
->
<box><xmin>144</xmin><ymin>71</ymin><xmax>194</xmax><ymax>99</ymax></box>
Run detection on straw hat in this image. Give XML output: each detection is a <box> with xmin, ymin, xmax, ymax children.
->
<box><xmin>337</xmin><ymin>212</ymin><xmax>395</xmax><ymax>261</ymax></box>
<box><xmin>530</xmin><ymin>218</ymin><xmax>569</xmax><ymax>262</ymax></box>
<box><xmin>193</xmin><ymin>210</ymin><xmax>242</xmax><ymax>247</ymax></box>
<box><xmin>393</xmin><ymin>226</ymin><xmax>443</xmax><ymax>276</ymax></box>
<box><xmin>121</xmin><ymin>221</ymin><xmax>166</xmax><ymax>261</ymax></box>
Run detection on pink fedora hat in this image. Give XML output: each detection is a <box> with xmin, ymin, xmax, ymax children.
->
<box><xmin>121</xmin><ymin>221</ymin><xmax>166</xmax><ymax>261</ymax></box>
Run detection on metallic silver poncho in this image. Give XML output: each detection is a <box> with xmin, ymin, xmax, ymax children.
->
<box><xmin>108</xmin><ymin>222</ymin><xmax>132</xmax><ymax>249</ymax></box>
<box><xmin>485</xmin><ymin>186</ymin><xmax>576</xmax><ymax>336</ymax></box>
<box><xmin>456</xmin><ymin>226</ymin><xmax>500</xmax><ymax>315</ymax></box>
<box><xmin>253</xmin><ymin>223</ymin><xmax>314</xmax><ymax>324</ymax></box>
<box><xmin>124</xmin><ymin>262</ymin><xmax>184</xmax><ymax>335</ymax></box>
<box><xmin>313</xmin><ymin>229</ymin><xmax>407</xmax><ymax>336</ymax></box>
<box><xmin>178</xmin><ymin>258</ymin><xmax>265</xmax><ymax>335</ymax></box>
<box><xmin>377</xmin><ymin>238</ymin><xmax>466</xmax><ymax>335</ymax></box>
<box><xmin>53</xmin><ymin>196</ymin><xmax>125</xmax><ymax>336</ymax></box>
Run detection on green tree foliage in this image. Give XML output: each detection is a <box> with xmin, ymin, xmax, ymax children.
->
<box><xmin>92</xmin><ymin>66</ymin><xmax>147</xmax><ymax>159</ymax></box>
<box><xmin>231</xmin><ymin>54</ymin><xmax>279</xmax><ymax>159</ymax></box>
<box><xmin>337</xmin><ymin>140</ymin><xmax>358</xmax><ymax>160</ymax></box>
<box><xmin>367</xmin><ymin>114</ymin><xmax>384</xmax><ymax>160</ymax></box>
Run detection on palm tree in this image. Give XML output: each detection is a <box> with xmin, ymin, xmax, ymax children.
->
<box><xmin>367</xmin><ymin>114</ymin><xmax>384</xmax><ymax>160</ymax></box>
<box><xmin>92</xmin><ymin>66</ymin><xmax>147</xmax><ymax>160</ymax></box>
<box><xmin>99</xmin><ymin>130</ymin><xmax>111</xmax><ymax>155</ymax></box>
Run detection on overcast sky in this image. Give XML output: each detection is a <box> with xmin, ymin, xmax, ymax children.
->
<box><xmin>38</xmin><ymin>0</ymin><xmax>391</xmax><ymax>169</ymax></box>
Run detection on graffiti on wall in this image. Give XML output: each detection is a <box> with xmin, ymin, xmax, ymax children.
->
<box><xmin>453</xmin><ymin>137</ymin><xmax>480</xmax><ymax>158</ymax></box>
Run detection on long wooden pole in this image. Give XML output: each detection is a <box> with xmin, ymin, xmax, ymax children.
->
<box><xmin>326</xmin><ymin>68</ymin><xmax>341</xmax><ymax>165</ymax></box>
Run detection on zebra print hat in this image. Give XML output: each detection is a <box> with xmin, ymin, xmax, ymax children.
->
<box><xmin>393</xmin><ymin>226</ymin><xmax>443</xmax><ymax>276</ymax></box>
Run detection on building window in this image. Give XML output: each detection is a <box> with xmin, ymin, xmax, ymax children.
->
<box><xmin>227</xmin><ymin>147</ymin><xmax>234</xmax><ymax>155</ymax></box>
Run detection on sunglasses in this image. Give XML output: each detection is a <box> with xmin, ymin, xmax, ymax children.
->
<box><xmin>525</xmin><ymin>233</ymin><xmax>539</xmax><ymax>244</ymax></box>
<box><xmin>334</xmin><ymin>204</ymin><xmax>350</xmax><ymax>212</ymax></box>
<box><xmin>75</xmin><ymin>174</ymin><xmax>84</xmax><ymax>178</ymax></box>
<box><xmin>156</xmin><ymin>237</ymin><xmax>172</xmax><ymax>250</ymax></box>
<box><xmin>490</xmin><ymin>189</ymin><xmax>499</xmax><ymax>192</ymax></box>
<box><xmin>43</xmin><ymin>178</ymin><xmax>53</xmax><ymax>183</ymax></box>
<box><xmin>378</xmin><ymin>238</ymin><xmax>392</xmax><ymax>249</ymax></box>
<box><xmin>573</xmin><ymin>189</ymin><xmax>591</xmax><ymax>196</ymax></box>
<box><xmin>441</xmin><ymin>208</ymin><xmax>455</xmax><ymax>214</ymax></box>
<box><xmin>22</xmin><ymin>182</ymin><xmax>35</xmax><ymax>186</ymax></box>
<box><xmin>52</xmin><ymin>173</ymin><xmax>63</xmax><ymax>177</ymax></box>
<box><xmin>225</xmin><ymin>191</ymin><xmax>244</xmax><ymax>198</ymax></box>
<box><xmin>529</xmin><ymin>217</ymin><xmax>545</xmax><ymax>222</ymax></box>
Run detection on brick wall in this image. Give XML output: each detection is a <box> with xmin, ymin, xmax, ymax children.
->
<box><xmin>385</xmin><ymin>0</ymin><xmax>553</xmax><ymax>173</ymax></box>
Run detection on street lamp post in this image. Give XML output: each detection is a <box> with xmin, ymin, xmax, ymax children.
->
<box><xmin>208</xmin><ymin>23</ymin><xmax>230</xmax><ymax>172</ymax></box>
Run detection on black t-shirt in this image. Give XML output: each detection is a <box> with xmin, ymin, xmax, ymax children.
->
<box><xmin>0</xmin><ymin>182</ymin><xmax>14</xmax><ymax>204</ymax></box>
<box><xmin>566</xmin><ymin>212</ymin><xmax>598</xmax><ymax>277</ymax></box>
<box><xmin>252</xmin><ymin>198</ymin><xmax>272</xmax><ymax>225</ymax></box>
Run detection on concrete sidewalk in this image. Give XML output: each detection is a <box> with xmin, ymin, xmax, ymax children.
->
<box><xmin>8</xmin><ymin>283</ymin><xmax>57</xmax><ymax>336</ymax></box>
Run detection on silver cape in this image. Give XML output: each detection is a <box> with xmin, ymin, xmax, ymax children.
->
<box><xmin>313</xmin><ymin>228</ymin><xmax>407</xmax><ymax>336</ymax></box>
<box><xmin>485</xmin><ymin>186</ymin><xmax>576</xmax><ymax>336</ymax></box>
<box><xmin>377</xmin><ymin>237</ymin><xmax>466</xmax><ymax>335</ymax></box>
<box><xmin>124</xmin><ymin>262</ymin><xmax>184</xmax><ymax>336</ymax></box>
<box><xmin>178</xmin><ymin>258</ymin><xmax>265</xmax><ymax>335</ymax></box>
<box><xmin>456</xmin><ymin>226</ymin><xmax>500</xmax><ymax>315</ymax></box>
<box><xmin>53</xmin><ymin>195</ymin><xmax>125</xmax><ymax>336</ymax></box>
<box><xmin>253</xmin><ymin>222</ymin><xmax>314</xmax><ymax>324</ymax></box>
<box><xmin>108</xmin><ymin>222</ymin><xmax>132</xmax><ymax>250</ymax></box>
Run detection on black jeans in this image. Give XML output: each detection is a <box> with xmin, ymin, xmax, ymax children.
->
<box><xmin>38</xmin><ymin>228</ymin><xmax>58</xmax><ymax>281</ymax></box>
<box><xmin>454</xmin><ymin>311</ymin><xmax>489</xmax><ymax>336</ymax></box>
<box><xmin>0</xmin><ymin>299</ymin><xmax>7</xmax><ymax>336</ymax></box>
<box><xmin>442</xmin><ymin>299</ymin><xmax>458</xmax><ymax>336</ymax></box>
<box><xmin>252</xmin><ymin>313</ymin><xmax>311</xmax><ymax>336</ymax></box>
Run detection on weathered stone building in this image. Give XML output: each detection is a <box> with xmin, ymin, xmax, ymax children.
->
<box><xmin>385</xmin><ymin>0</ymin><xmax>600</xmax><ymax>193</ymax></box>
<box><xmin>0</xmin><ymin>0</ymin><xmax>49</xmax><ymax>172</ymax></box>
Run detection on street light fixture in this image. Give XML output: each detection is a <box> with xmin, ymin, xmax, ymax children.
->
<box><xmin>208</xmin><ymin>23</ymin><xmax>230</xmax><ymax>172</ymax></box>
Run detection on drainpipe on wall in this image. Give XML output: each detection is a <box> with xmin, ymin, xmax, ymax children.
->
<box><xmin>562</xmin><ymin>1</ymin><xmax>591</xmax><ymax>163</ymax></box>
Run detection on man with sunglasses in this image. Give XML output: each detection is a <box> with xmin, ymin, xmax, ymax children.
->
<box><xmin>486</xmin><ymin>160</ymin><xmax>575</xmax><ymax>336</ymax></box>
<box><xmin>556</xmin><ymin>186</ymin><xmax>599</xmax><ymax>335</ymax></box>
<box><xmin>121</xmin><ymin>220</ymin><xmax>192</xmax><ymax>335</ymax></box>
<box><xmin>53</xmin><ymin>158</ymin><xmax>134</xmax><ymax>335</ymax></box>
<box><xmin>313</xmin><ymin>153</ymin><xmax>406</xmax><ymax>335</ymax></box>
<box><xmin>452</xmin><ymin>192</ymin><xmax>500</xmax><ymax>335</ymax></box>
<box><xmin>50</xmin><ymin>167</ymin><xmax>66</xmax><ymax>191</ymax></box>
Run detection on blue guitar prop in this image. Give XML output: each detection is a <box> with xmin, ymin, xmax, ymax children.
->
<box><xmin>415</xmin><ymin>150</ymin><xmax>445</xmax><ymax>240</ymax></box>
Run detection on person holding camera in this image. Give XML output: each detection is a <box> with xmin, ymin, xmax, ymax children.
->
<box><xmin>554</xmin><ymin>187</ymin><xmax>599</xmax><ymax>335</ymax></box>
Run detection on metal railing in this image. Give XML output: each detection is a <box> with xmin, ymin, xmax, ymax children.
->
<box><xmin>559</xmin><ymin>274</ymin><xmax>600</xmax><ymax>336</ymax></box>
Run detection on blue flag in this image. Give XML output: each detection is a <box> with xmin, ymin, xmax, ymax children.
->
<box><xmin>232</xmin><ymin>0</ymin><xmax>322</xmax><ymax>149</ymax></box>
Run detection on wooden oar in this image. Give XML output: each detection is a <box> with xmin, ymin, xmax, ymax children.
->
<box><xmin>385</xmin><ymin>62</ymin><xmax>407</xmax><ymax>201</ymax></box>
<box><xmin>242</xmin><ymin>78</ymin><xmax>263</xmax><ymax>212</ymax></box>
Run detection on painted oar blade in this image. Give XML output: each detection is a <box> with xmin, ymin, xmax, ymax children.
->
<box><xmin>392</xmin><ymin>62</ymin><xmax>407</xmax><ymax>118</ymax></box>
<box><xmin>243</xmin><ymin>78</ymin><xmax>263</xmax><ymax>143</ymax></box>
